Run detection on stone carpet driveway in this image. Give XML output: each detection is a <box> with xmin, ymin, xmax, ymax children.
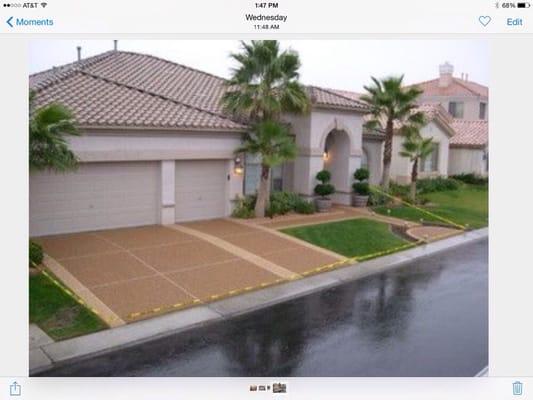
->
<box><xmin>34</xmin><ymin>220</ymin><xmax>344</xmax><ymax>326</ymax></box>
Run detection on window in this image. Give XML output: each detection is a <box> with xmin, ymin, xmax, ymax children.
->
<box><xmin>448</xmin><ymin>101</ymin><xmax>464</xmax><ymax>118</ymax></box>
<box><xmin>271</xmin><ymin>164</ymin><xmax>284</xmax><ymax>192</ymax></box>
<box><xmin>244</xmin><ymin>154</ymin><xmax>261</xmax><ymax>196</ymax></box>
<box><xmin>479</xmin><ymin>102</ymin><xmax>487</xmax><ymax>119</ymax></box>
<box><xmin>420</xmin><ymin>143</ymin><xmax>439</xmax><ymax>172</ymax></box>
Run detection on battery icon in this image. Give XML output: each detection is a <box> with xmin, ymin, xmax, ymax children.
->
<box><xmin>517</xmin><ymin>2</ymin><xmax>530</xmax><ymax>7</ymax></box>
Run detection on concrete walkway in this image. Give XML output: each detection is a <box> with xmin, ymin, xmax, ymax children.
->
<box><xmin>30</xmin><ymin>228</ymin><xmax>488</xmax><ymax>375</ymax></box>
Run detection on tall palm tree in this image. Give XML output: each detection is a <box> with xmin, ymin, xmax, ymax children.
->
<box><xmin>359</xmin><ymin>76</ymin><xmax>424</xmax><ymax>190</ymax></box>
<box><xmin>236</xmin><ymin>121</ymin><xmax>297</xmax><ymax>217</ymax></box>
<box><xmin>221</xmin><ymin>40</ymin><xmax>309</xmax><ymax>217</ymax></box>
<box><xmin>399</xmin><ymin>127</ymin><xmax>434</xmax><ymax>202</ymax></box>
<box><xmin>29</xmin><ymin>91</ymin><xmax>79</xmax><ymax>171</ymax></box>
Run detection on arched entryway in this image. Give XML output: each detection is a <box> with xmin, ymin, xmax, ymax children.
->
<box><xmin>323</xmin><ymin>129</ymin><xmax>351</xmax><ymax>194</ymax></box>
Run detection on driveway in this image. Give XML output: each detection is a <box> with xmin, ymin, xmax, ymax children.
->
<box><xmin>34</xmin><ymin>219</ymin><xmax>344</xmax><ymax>325</ymax></box>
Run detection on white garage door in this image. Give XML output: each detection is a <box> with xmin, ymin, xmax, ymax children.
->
<box><xmin>175</xmin><ymin>160</ymin><xmax>228</xmax><ymax>222</ymax></box>
<box><xmin>30</xmin><ymin>162</ymin><xmax>159</xmax><ymax>236</ymax></box>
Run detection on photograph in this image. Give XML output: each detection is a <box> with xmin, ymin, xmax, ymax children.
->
<box><xmin>28</xmin><ymin>39</ymin><xmax>488</xmax><ymax>377</ymax></box>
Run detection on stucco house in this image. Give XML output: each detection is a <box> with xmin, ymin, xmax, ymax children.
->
<box><xmin>334</xmin><ymin>61</ymin><xmax>489</xmax><ymax>182</ymax></box>
<box><xmin>414</xmin><ymin>62</ymin><xmax>489</xmax><ymax>176</ymax></box>
<box><xmin>29</xmin><ymin>50</ymin><xmax>378</xmax><ymax>236</ymax></box>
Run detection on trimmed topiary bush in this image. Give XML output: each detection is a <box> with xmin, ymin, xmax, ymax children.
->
<box><xmin>314</xmin><ymin>169</ymin><xmax>335</xmax><ymax>198</ymax></box>
<box><xmin>353</xmin><ymin>167</ymin><xmax>370</xmax><ymax>182</ymax></box>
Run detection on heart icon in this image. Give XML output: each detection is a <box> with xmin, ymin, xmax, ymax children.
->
<box><xmin>479</xmin><ymin>16</ymin><xmax>491</xmax><ymax>27</ymax></box>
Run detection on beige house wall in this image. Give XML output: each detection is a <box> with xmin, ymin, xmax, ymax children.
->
<box><xmin>362</xmin><ymin>138</ymin><xmax>384</xmax><ymax>186</ymax></box>
<box><xmin>283</xmin><ymin>108</ymin><xmax>364</xmax><ymax>204</ymax></box>
<box><xmin>390</xmin><ymin>121</ymin><xmax>450</xmax><ymax>184</ymax></box>
<box><xmin>448</xmin><ymin>147</ymin><xmax>487</xmax><ymax>176</ymax></box>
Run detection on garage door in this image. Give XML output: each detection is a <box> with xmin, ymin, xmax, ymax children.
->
<box><xmin>30</xmin><ymin>162</ymin><xmax>159</xmax><ymax>236</ymax></box>
<box><xmin>175</xmin><ymin>160</ymin><xmax>228</xmax><ymax>222</ymax></box>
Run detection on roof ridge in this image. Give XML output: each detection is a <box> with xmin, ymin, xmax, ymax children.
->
<box><xmin>77</xmin><ymin>70</ymin><xmax>246</xmax><ymax>128</ymax></box>
<box><xmin>30</xmin><ymin>50</ymin><xmax>118</xmax><ymax>93</ymax></box>
<box><xmin>310</xmin><ymin>85</ymin><xmax>369</xmax><ymax>109</ymax></box>
<box><xmin>117</xmin><ymin>50</ymin><xmax>229</xmax><ymax>83</ymax></box>
<box><xmin>452</xmin><ymin>77</ymin><xmax>487</xmax><ymax>96</ymax></box>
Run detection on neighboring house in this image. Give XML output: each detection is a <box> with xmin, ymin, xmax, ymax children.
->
<box><xmin>335</xmin><ymin>61</ymin><xmax>490</xmax><ymax>183</ymax></box>
<box><xmin>29</xmin><ymin>50</ymin><xmax>371</xmax><ymax>236</ymax></box>
<box><xmin>414</xmin><ymin>62</ymin><xmax>489</xmax><ymax>121</ymax></box>
<box><xmin>412</xmin><ymin>62</ymin><xmax>489</xmax><ymax>176</ymax></box>
<box><xmin>448</xmin><ymin>119</ymin><xmax>488</xmax><ymax>176</ymax></box>
<box><xmin>390</xmin><ymin>104</ymin><xmax>455</xmax><ymax>184</ymax></box>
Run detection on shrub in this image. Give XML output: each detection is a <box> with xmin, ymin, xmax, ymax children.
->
<box><xmin>352</xmin><ymin>182</ymin><xmax>370</xmax><ymax>196</ymax></box>
<box><xmin>294</xmin><ymin>198</ymin><xmax>315</xmax><ymax>214</ymax></box>
<box><xmin>353</xmin><ymin>167</ymin><xmax>370</xmax><ymax>182</ymax></box>
<box><xmin>416</xmin><ymin>177</ymin><xmax>460</xmax><ymax>194</ymax></box>
<box><xmin>352</xmin><ymin>168</ymin><xmax>370</xmax><ymax>196</ymax></box>
<box><xmin>269</xmin><ymin>191</ymin><xmax>300</xmax><ymax>215</ymax></box>
<box><xmin>451</xmin><ymin>173</ymin><xmax>488</xmax><ymax>185</ymax></box>
<box><xmin>316</xmin><ymin>169</ymin><xmax>331</xmax><ymax>183</ymax></box>
<box><xmin>29</xmin><ymin>241</ymin><xmax>43</xmax><ymax>267</ymax></box>
<box><xmin>232</xmin><ymin>196</ymin><xmax>255</xmax><ymax>218</ymax></box>
<box><xmin>368</xmin><ymin>190</ymin><xmax>390</xmax><ymax>206</ymax></box>
<box><xmin>314</xmin><ymin>183</ymin><xmax>335</xmax><ymax>197</ymax></box>
<box><xmin>314</xmin><ymin>169</ymin><xmax>335</xmax><ymax>198</ymax></box>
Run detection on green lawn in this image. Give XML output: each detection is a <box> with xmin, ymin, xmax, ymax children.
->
<box><xmin>281</xmin><ymin>218</ymin><xmax>408</xmax><ymax>258</ymax></box>
<box><xmin>30</xmin><ymin>273</ymin><xmax>107</xmax><ymax>340</ymax></box>
<box><xmin>373</xmin><ymin>184</ymin><xmax>488</xmax><ymax>229</ymax></box>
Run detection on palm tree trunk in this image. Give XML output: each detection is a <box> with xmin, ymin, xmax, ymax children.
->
<box><xmin>410</xmin><ymin>158</ymin><xmax>418</xmax><ymax>202</ymax></box>
<box><xmin>381</xmin><ymin>119</ymin><xmax>394</xmax><ymax>190</ymax></box>
<box><xmin>254</xmin><ymin>164</ymin><xmax>270</xmax><ymax>218</ymax></box>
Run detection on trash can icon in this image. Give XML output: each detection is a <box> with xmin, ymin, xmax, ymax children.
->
<box><xmin>513</xmin><ymin>381</ymin><xmax>523</xmax><ymax>396</ymax></box>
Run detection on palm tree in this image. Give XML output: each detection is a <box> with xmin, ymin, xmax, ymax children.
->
<box><xmin>359</xmin><ymin>76</ymin><xmax>424</xmax><ymax>190</ymax></box>
<box><xmin>222</xmin><ymin>40</ymin><xmax>310</xmax><ymax>123</ymax></box>
<box><xmin>29</xmin><ymin>91</ymin><xmax>79</xmax><ymax>171</ymax></box>
<box><xmin>236</xmin><ymin>120</ymin><xmax>297</xmax><ymax>217</ymax></box>
<box><xmin>399</xmin><ymin>127</ymin><xmax>434</xmax><ymax>202</ymax></box>
<box><xmin>221</xmin><ymin>40</ymin><xmax>309</xmax><ymax>217</ymax></box>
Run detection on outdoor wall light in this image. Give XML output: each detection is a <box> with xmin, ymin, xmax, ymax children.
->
<box><xmin>323</xmin><ymin>150</ymin><xmax>329</xmax><ymax>161</ymax></box>
<box><xmin>234</xmin><ymin>156</ymin><xmax>244</xmax><ymax>175</ymax></box>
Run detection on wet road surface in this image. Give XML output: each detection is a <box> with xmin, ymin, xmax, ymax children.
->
<box><xmin>42</xmin><ymin>238</ymin><xmax>488</xmax><ymax>377</ymax></box>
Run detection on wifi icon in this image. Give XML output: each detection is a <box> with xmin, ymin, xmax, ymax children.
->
<box><xmin>41</xmin><ymin>2</ymin><xmax>47</xmax><ymax>7</ymax></box>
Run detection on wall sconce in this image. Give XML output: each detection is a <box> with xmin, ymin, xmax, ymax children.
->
<box><xmin>234</xmin><ymin>156</ymin><xmax>244</xmax><ymax>175</ymax></box>
<box><xmin>323</xmin><ymin>150</ymin><xmax>329</xmax><ymax>161</ymax></box>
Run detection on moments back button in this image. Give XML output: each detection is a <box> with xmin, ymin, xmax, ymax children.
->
<box><xmin>6</xmin><ymin>17</ymin><xmax>54</xmax><ymax>28</ymax></box>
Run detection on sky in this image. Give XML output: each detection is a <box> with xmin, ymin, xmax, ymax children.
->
<box><xmin>29</xmin><ymin>40</ymin><xmax>489</xmax><ymax>92</ymax></box>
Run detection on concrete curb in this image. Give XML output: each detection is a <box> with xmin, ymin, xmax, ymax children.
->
<box><xmin>31</xmin><ymin>227</ymin><xmax>488</xmax><ymax>375</ymax></box>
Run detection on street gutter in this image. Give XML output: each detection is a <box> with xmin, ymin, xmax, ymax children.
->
<box><xmin>31</xmin><ymin>227</ymin><xmax>488</xmax><ymax>375</ymax></box>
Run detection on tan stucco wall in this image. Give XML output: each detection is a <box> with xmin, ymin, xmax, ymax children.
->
<box><xmin>362</xmin><ymin>138</ymin><xmax>383</xmax><ymax>186</ymax></box>
<box><xmin>390</xmin><ymin>121</ymin><xmax>450</xmax><ymax>184</ymax></box>
<box><xmin>283</xmin><ymin>108</ymin><xmax>364</xmax><ymax>204</ymax></box>
<box><xmin>448</xmin><ymin>147</ymin><xmax>487</xmax><ymax>176</ymax></box>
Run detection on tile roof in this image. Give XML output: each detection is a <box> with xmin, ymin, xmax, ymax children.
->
<box><xmin>30</xmin><ymin>51</ymin><xmax>369</xmax><ymax>132</ymax></box>
<box><xmin>450</xmin><ymin>119</ymin><xmax>488</xmax><ymax>148</ymax></box>
<box><xmin>411</xmin><ymin>77</ymin><xmax>488</xmax><ymax>98</ymax></box>
<box><xmin>308</xmin><ymin>86</ymin><xmax>368</xmax><ymax>111</ymax></box>
<box><xmin>30</xmin><ymin>51</ymin><xmax>247</xmax><ymax>131</ymax></box>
